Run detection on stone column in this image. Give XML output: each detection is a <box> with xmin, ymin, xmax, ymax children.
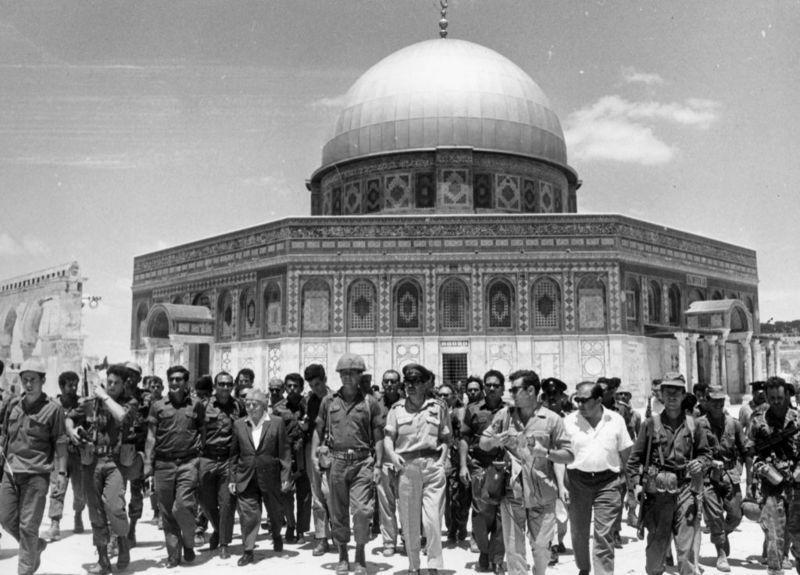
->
<box><xmin>741</xmin><ymin>332</ymin><xmax>753</xmax><ymax>386</ymax></box>
<box><xmin>765</xmin><ymin>341</ymin><xmax>774</xmax><ymax>377</ymax></box>
<box><xmin>774</xmin><ymin>340</ymin><xmax>782</xmax><ymax>375</ymax></box>
<box><xmin>718</xmin><ymin>335</ymin><xmax>728</xmax><ymax>391</ymax></box>
<box><xmin>707</xmin><ymin>335</ymin><xmax>719</xmax><ymax>387</ymax></box>
<box><xmin>674</xmin><ymin>332</ymin><xmax>689</xmax><ymax>389</ymax></box>
<box><xmin>751</xmin><ymin>339</ymin><xmax>763</xmax><ymax>381</ymax></box>
<box><xmin>229</xmin><ymin>287</ymin><xmax>241</xmax><ymax>338</ymax></box>
<box><xmin>688</xmin><ymin>334</ymin><xmax>700</xmax><ymax>387</ymax></box>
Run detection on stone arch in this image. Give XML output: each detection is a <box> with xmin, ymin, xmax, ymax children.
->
<box><xmin>624</xmin><ymin>276</ymin><xmax>641</xmax><ymax>329</ymax></box>
<box><xmin>192</xmin><ymin>291</ymin><xmax>212</xmax><ymax>310</ymax></box>
<box><xmin>148</xmin><ymin>308</ymin><xmax>170</xmax><ymax>339</ymax></box>
<box><xmin>135</xmin><ymin>301</ymin><xmax>149</xmax><ymax>347</ymax></box>
<box><xmin>577</xmin><ymin>274</ymin><xmax>607</xmax><ymax>331</ymax></box>
<box><xmin>301</xmin><ymin>278</ymin><xmax>330</xmax><ymax>333</ymax></box>
<box><xmin>688</xmin><ymin>288</ymin><xmax>705</xmax><ymax>305</ymax></box>
<box><xmin>217</xmin><ymin>290</ymin><xmax>234</xmax><ymax>339</ymax></box>
<box><xmin>647</xmin><ymin>280</ymin><xmax>661</xmax><ymax>324</ymax></box>
<box><xmin>668</xmin><ymin>284</ymin><xmax>681</xmax><ymax>326</ymax></box>
<box><xmin>264</xmin><ymin>281</ymin><xmax>283</xmax><ymax>334</ymax></box>
<box><xmin>239</xmin><ymin>287</ymin><xmax>257</xmax><ymax>334</ymax></box>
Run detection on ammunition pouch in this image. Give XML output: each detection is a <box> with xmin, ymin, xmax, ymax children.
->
<box><xmin>316</xmin><ymin>445</ymin><xmax>331</xmax><ymax>470</ymax></box>
<box><xmin>643</xmin><ymin>466</ymin><xmax>680</xmax><ymax>495</ymax></box>
<box><xmin>79</xmin><ymin>443</ymin><xmax>96</xmax><ymax>466</ymax></box>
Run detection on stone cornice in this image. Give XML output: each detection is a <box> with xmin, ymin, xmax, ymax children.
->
<box><xmin>132</xmin><ymin>214</ymin><xmax>758</xmax><ymax>290</ymax></box>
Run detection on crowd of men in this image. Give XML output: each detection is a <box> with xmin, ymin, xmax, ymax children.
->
<box><xmin>1</xmin><ymin>354</ymin><xmax>799</xmax><ymax>575</ymax></box>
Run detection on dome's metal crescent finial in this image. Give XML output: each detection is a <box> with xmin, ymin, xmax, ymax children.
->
<box><xmin>439</xmin><ymin>0</ymin><xmax>448</xmax><ymax>39</ymax></box>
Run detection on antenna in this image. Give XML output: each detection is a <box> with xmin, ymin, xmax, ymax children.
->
<box><xmin>439</xmin><ymin>1</ymin><xmax>449</xmax><ymax>39</ymax></box>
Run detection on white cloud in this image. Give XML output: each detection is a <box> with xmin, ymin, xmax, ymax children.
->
<box><xmin>564</xmin><ymin>95</ymin><xmax>720</xmax><ymax>165</ymax></box>
<box><xmin>622</xmin><ymin>67</ymin><xmax>665</xmax><ymax>86</ymax></box>
<box><xmin>0</xmin><ymin>232</ymin><xmax>21</xmax><ymax>255</ymax></box>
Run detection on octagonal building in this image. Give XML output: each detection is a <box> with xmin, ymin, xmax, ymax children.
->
<box><xmin>130</xmin><ymin>38</ymin><xmax>773</xmax><ymax>405</ymax></box>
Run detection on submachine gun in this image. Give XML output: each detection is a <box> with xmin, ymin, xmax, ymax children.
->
<box><xmin>752</xmin><ymin>422</ymin><xmax>800</xmax><ymax>489</ymax></box>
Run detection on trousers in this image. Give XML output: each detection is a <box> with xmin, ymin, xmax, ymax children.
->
<box><xmin>378</xmin><ymin>464</ymin><xmax>401</xmax><ymax>545</ymax></box>
<box><xmin>83</xmin><ymin>457</ymin><xmax>129</xmax><ymax>547</ymax></box>
<box><xmin>281</xmin><ymin>472</ymin><xmax>311</xmax><ymax>535</ymax></box>
<box><xmin>305</xmin><ymin>442</ymin><xmax>330</xmax><ymax>539</ymax></box>
<box><xmin>397</xmin><ymin>456</ymin><xmax>446</xmax><ymax>570</ymax></box>
<box><xmin>470</xmin><ymin>465</ymin><xmax>505</xmax><ymax>563</ymax></box>
<box><xmin>761</xmin><ymin>489</ymin><xmax>800</xmax><ymax>575</ymax></box>
<box><xmin>701</xmin><ymin>482</ymin><xmax>742</xmax><ymax>547</ymax></box>
<box><xmin>445</xmin><ymin>464</ymin><xmax>470</xmax><ymax>539</ymax></box>
<box><xmin>500</xmin><ymin>494</ymin><xmax>555</xmax><ymax>575</ymax></box>
<box><xmin>327</xmin><ymin>455</ymin><xmax>374</xmax><ymax>545</ymax></box>
<box><xmin>237</xmin><ymin>473</ymin><xmax>283</xmax><ymax>551</ymax></box>
<box><xmin>0</xmin><ymin>473</ymin><xmax>49</xmax><ymax>575</ymax></box>
<box><xmin>154</xmin><ymin>458</ymin><xmax>199</xmax><ymax>559</ymax></box>
<box><xmin>47</xmin><ymin>449</ymin><xmax>85</xmax><ymax>521</ymax></box>
<box><xmin>642</xmin><ymin>487</ymin><xmax>700</xmax><ymax>575</ymax></box>
<box><xmin>197</xmin><ymin>457</ymin><xmax>236</xmax><ymax>545</ymax></box>
<box><xmin>566</xmin><ymin>469</ymin><xmax>621</xmax><ymax>575</ymax></box>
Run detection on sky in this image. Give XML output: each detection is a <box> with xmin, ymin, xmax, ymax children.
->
<box><xmin>1</xmin><ymin>0</ymin><xmax>798</xmax><ymax>362</ymax></box>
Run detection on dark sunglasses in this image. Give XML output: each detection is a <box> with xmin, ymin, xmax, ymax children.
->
<box><xmin>484</xmin><ymin>383</ymin><xmax>502</xmax><ymax>389</ymax></box>
<box><xmin>216</xmin><ymin>381</ymin><xmax>234</xmax><ymax>388</ymax></box>
<box><xmin>371</xmin><ymin>385</ymin><xmax>381</xmax><ymax>392</ymax></box>
<box><xmin>574</xmin><ymin>397</ymin><xmax>593</xmax><ymax>404</ymax></box>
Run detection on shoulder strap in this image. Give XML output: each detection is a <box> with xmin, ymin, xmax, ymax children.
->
<box><xmin>652</xmin><ymin>413</ymin><xmax>666</xmax><ymax>467</ymax></box>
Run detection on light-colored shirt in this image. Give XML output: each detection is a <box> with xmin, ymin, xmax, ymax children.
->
<box><xmin>384</xmin><ymin>398</ymin><xmax>451</xmax><ymax>454</ymax></box>
<box><xmin>248</xmin><ymin>411</ymin><xmax>270</xmax><ymax>447</ymax></box>
<box><xmin>564</xmin><ymin>407</ymin><xmax>633</xmax><ymax>473</ymax></box>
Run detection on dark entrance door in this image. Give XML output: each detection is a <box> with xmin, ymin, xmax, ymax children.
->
<box><xmin>442</xmin><ymin>353</ymin><xmax>468</xmax><ymax>388</ymax></box>
<box><xmin>197</xmin><ymin>343</ymin><xmax>210</xmax><ymax>378</ymax></box>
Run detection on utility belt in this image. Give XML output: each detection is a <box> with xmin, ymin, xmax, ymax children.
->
<box><xmin>154</xmin><ymin>451</ymin><xmax>199</xmax><ymax>465</ymax></box>
<box><xmin>202</xmin><ymin>447</ymin><xmax>231</xmax><ymax>461</ymax></box>
<box><xmin>643</xmin><ymin>465</ymin><xmax>690</xmax><ymax>495</ymax></box>
<box><xmin>80</xmin><ymin>443</ymin><xmax>121</xmax><ymax>464</ymax></box>
<box><xmin>399</xmin><ymin>448</ymin><xmax>439</xmax><ymax>460</ymax></box>
<box><xmin>329</xmin><ymin>448</ymin><xmax>371</xmax><ymax>462</ymax></box>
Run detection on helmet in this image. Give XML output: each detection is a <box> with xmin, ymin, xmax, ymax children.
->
<box><xmin>742</xmin><ymin>498</ymin><xmax>761</xmax><ymax>522</ymax></box>
<box><xmin>336</xmin><ymin>353</ymin><xmax>366</xmax><ymax>373</ymax></box>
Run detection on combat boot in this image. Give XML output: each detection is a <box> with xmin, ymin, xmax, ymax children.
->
<box><xmin>117</xmin><ymin>535</ymin><xmax>131</xmax><ymax>570</ymax></box>
<box><xmin>127</xmin><ymin>518</ymin><xmax>137</xmax><ymax>547</ymax></box>
<box><xmin>354</xmin><ymin>544</ymin><xmax>367</xmax><ymax>574</ymax></box>
<box><xmin>74</xmin><ymin>512</ymin><xmax>85</xmax><ymax>534</ymax></box>
<box><xmin>715</xmin><ymin>548</ymin><xmax>731</xmax><ymax>572</ymax></box>
<box><xmin>88</xmin><ymin>545</ymin><xmax>113</xmax><ymax>575</ymax></box>
<box><xmin>336</xmin><ymin>544</ymin><xmax>349</xmax><ymax>575</ymax></box>
<box><xmin>46</xmin><ymin>519</ymin><xmax>61</xmax><ymax>541</ymax></box>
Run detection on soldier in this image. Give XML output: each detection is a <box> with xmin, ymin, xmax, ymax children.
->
<box><xmin>627</xmin><ymin>372</ymin><xmax>710</xmax><ymax>575</ymax></box>
<box><xmin>67</xmin><ymin>364</ymin><xmax>135</xmax><ymax>574</ymax></box>
<box><xmin>741</xmin><ymin>381</ymin><xmax>767</xmax><ymax>434</ymax></box>
<box><xmin>746</xmin><ymin>376</ymin><xmax>800</xmax><ymax>575</ymax></box>
<box><xmin>465</xmin><ymin>376</ymin><xmax>485</xmax><ymax>407</ymax></box>
<box><xmin>615</xmin><ymin>388</ymin><xmax>642</xmax><ymax>528</ymax></box>
<box><xmin>310</xmin><ymin>353</ymin><xmax>383</xmax><ymax>575</ymax></box>
<box><xmin>697</xmin><ymin>385</ymin><xmax>746</xmax><ymax>573</ymax></box>
<box><xmin>479</xmin><ymin>369</ymin><xmax>574</xmax><ymax>575</ymax></box>
<box><xmin>303</xmin><ymin>363</ymin><xmax>332</xmax><ymax>556</ymax></box>
<box><xmin>438</xmin><ymin>381</ymin><xmax>470</xmax><ymax>546</ymax></box>
<box><xmin>45</xmin><ymin>371</ymin><xmax>86</xmax><ymax>541</ymax></box>
<box><xmin>384</xmin><ymin>363</ymin><xmax>452</xmax><ymax>575</ymax></box>
<box><xmin>198</xmin><ymin>371</ymin><xmax>245</xmax><ymax>559</ymax></box>
<box><xmin>120</xmin><ymin>362</ymin><xmax>147</xmax><ymax>548</ymax></box>
<box><xmin>192</xmin><ymin>375</ymin><xmax>213</xmax><ymax>547</ymax></box>
<box><xmin>143</xmin><ymin>375</ymin><xmax>163</xmax><ymax>525</ymax></box>
<box><xmin>0</xmin><ymin>358</ymin><xmax>68</xmax><ymax>575</ymax></box>
<box><xmin>272</xmin><ymin>372</ymin><xmax>311</xmax><ymax>543</ymax></box>
<box><xmin>234</xmin><ymin>368</ymin><xmax>255</xmax><ymax>399</ymax></box>
<box><xmin>460</xmin><ymin>370</ymin><xmax>507</xmax><ymax>573</ymax></box>
<box><xmin>143</xmin><ymin>365</ymin><xmax>206</xmax><ymax>568</ymax></box>
<box><xmin>376</xmin><ymin>369</ymin><xmax>404</xmax><ymax>556</ymax></box>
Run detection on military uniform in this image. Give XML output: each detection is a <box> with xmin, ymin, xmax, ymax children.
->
<box><xmin>315</xmin><ymin>390</ymin><xmax>383</xmax><ymax>548</ymax></box>
<box><xmin>377</xmin><ymin>394</ymin><xmax>402</xmax><ymax>551</ymax></box>
<box><xmin>272</xmin><ymin>395</ymin><xmax>311</xmax><ymax>539</ymax></box>
<box><xmin>444</xmin><ymin>402</ymin><xmax>470</xmax><ymax>542</ymax></box>
<box><xmin>120</xmin><ymin>386</ymin><xmax>148</xmax><ymax>543</ymax></box>
<box><xmin>461</xmin><ymin>398</ymin><xmax>506</xmax><ymax>567</ymax></box>
<box><xmin>69</xmin><ymin>396</ymin><xmax>134</xmax><ymax>571</ymax></box>
<box><xmin>0</xmin><ymin>392</ymin><xmax>67</xmax><ymax>575</ymax></box>
<box><xmin>46</xmin><ymin>393</ymin><xmax>86</xmax><ymax>534</ymax></box>
<box><xmin>385</xmin><ymin>396</ymin><xmax>451</xmax><ymax>571</ymax></box>
<box><xmin>305</xmin><ymin>386</ymin><xmax>332</xmax><ymax>545</ymax></box>
<box><xmin>746</xmin><ymin>405</ymin><xmax>800</xmax><ymax>575</ymax></box>
<box><xmin>628</xmin><ymin>411</ymin><xmax>711</xmax><ymax>575</ymax></box>
<box><xmin>198</xmin><ymin>394</ymin><xmax>245</xmax><ymax>549</ymax></box>
<box><xmin>147</xmin><ymin>394</ymin><xmax>205</xmax><ymax>563</ymax></box>
<box><xmin>698</xmin><ymin>411</ymin><xmax>746</xmax><ymax>557</ymax></box>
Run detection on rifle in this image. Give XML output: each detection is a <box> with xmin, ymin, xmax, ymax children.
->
<box><xmin>752</xmin><ymin>423</ymin><xmax>800</xmax><ymax>457</ymax></box>
<box><xmin>635</xmin><ymin>419</ymin><xmax>655</xmax><ymax>540</ymax></box>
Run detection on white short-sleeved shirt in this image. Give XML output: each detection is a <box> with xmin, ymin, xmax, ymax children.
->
<box><xmin>564</xmin><ymin>407</ymin><xmax>633</xmax><ymax>473</ymax></box>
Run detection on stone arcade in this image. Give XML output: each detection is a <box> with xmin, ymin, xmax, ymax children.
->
<box><xmin>130</xmin><ymin>38</ymin><xmax>771</xmax><ymax>405</ymax></box>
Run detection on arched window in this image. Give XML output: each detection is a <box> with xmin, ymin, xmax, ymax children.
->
<box><xmin>440</xmin><ymin>278</ymin><xmax>469</xmax><ymax>331</ymax></box>
<box><xmin>647</xmin><ymin>281</ymin><xmax>661</xmax><ymax>324</ymax></box>
<box><xmin>193</xmin><ymin>291</ymin><xmax>212</xmax><ymax>310</ymax></box>
<box><xmin>395</xmin><ymin>279</ymin><xmax>422</xmax><ymax>330</ymax></box>
<box><xmin>578</xmin><ymin>275</ymin><xmax>607</xmax><ymax>331</ymax></box>
<box><xmin>711</xmin><ymin>290</ymin><xmax>724</xmax><ymax>300</ymax></box>
<box><xmin>487</xmin><ymin>279</ymin><xmax>514</xmax><ymax>329</ymax></box>
<box><xmin>217</xmin><ymin>290</ymin><xmax>233</xmax><ymax>339</ymax></box>
<box><xmin>171</xmin><ymin>294</ymin><xmax>184</xmax><ymax>304</ymax></box>
<box><xmin>731</xmin><ymin>307</ymin><xmax>748</xmax><ymax>332</ymax></box>
<box><xmin>301</xmin><ymin>279</ymin><xmax>329</xmax><ymax>333</ymax></box>
<box><xmin>149</xmin><ymin>310</ymin><xmax>169</xmax><ymax>339</ymax></box>
<box><xmin>3</xmin><ymin>308</ymin><xmax>17</xmax><ymax>339</ymax></box>
<box><xmin>624</xmin><ymin>277</ymin><xmax>641</xmax><ymax>328</ymax></box>
<box><xmin>668</xmin><ymin>284</ymin><xmax>681</xmax><ymax>326</ymax></box>
<box><xmin>240</xmin><ymin>288</ymin><xmax>257</xmax><ymax>335</ymax></box>
<box><xmin>348</xmin><ymin>279</ymin><xmax>376</xmax><ymax>332</ymax></box>
<box><xmin>688</xmin><ymin>288</ymin><xmax>704</xmax><ymax>305</ymax></box>
<box><xmin>531</xmin><ymin>277</ymin><xmax>561</xmax><ymax>330</ymax></box>
<box><xmin>265</xmin><ymin>282</ymin><xmax>283</xmax><ymax>334</ymax></box>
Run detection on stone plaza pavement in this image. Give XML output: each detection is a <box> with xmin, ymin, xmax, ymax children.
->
<box><xmin>0</xmin><ymin>487</ymin><xmax>777</xmax><ymax>575</ymax></box>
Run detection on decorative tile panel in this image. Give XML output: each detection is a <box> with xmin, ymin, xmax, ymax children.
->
<box><xmin>522</xmin><ymin>179</ymin><xmax>537</xmax><ymax>212</ymax></box>
<box><xmin>495</xmin><ymin>175</ymin><xmax>521</xmax><ymax>211</ymax></box>
<box><xmin>333</xmin><ymin>272</ymin><xmax>345</xmax><ymax>334</ymax></box>
<box><xmin>384</xmin><ymin>174</ymin><xmax>412</xmax><ymax>209</ymax></box>
<box><xmin>488</xmin><ymin>342</ymin><xmax>514</xmax><ymax>375</ymax></box>
<box><xmin>287</xmin><ymin>270</ymin><xmax>299</xmax><ymax>334</ymax></box>
<box><xmin>473</xmin><ymin>173</ymin><xmax>493</xmax><ymax>209</ymax></box>
<box><xmin>608</xmin><ymin>268</ymin><xmax>621</xmax><ymax>332</ymax></box>
<box><xmin>564</xmin><ymin>270</ymin><xmax>575</xmax><ymax>331</ymax></box>
<box><xmin>439</xmin><ymin>169</ymin><xmax>469</xmax><ymax>207</ymax></box>
<box><xmin>415</xmin><ymin>172</ymin><xmax>436</xmax><ymax>208</ymax></box>
<box><xmin>343</xmin><ymin>181</ymin><xmax>362</xmax><ymax>214</ymax></box>
<box><xmin>425</xmin><ymin>269</ymin><xmax>436</xmax><ymax>332</ymax></box>
<box><xmin>303</xmin><ymin>342</ymin><xmax>327</xmax><ymax>369</ymax></box>
<box><xmin>395</xmin><ymin>342</ymin><xmax>422</xmax><ymax>368</ymax></box>
<box><xmin>580</xmin><ymin>339</ymin><xmax>606</xmax><ymax>378</ymax></box>
<box><xmin>379</xmin><ymin>275</ymin><xmax>391</xmax><ymax>333</ymax></box>
<box><xmin>365</xmin><ymin>178</ymin><xmax>382</xmax><ymax>213</ymax></box>
<box><xmin>331</xmin><ymin>187</ymin><xmax>342</xmax><ymax>215</ymax></box>
<box><xmin>518</xmin><ymin>272</ymin><xmax>529</xmax><ymax>332</ymax></box>
<box><xmin>539</xmin><ymin>181</ymin><xmax>554</xmax><ymax>213</ymax></box>
<box><xmin>471</xmin><ymin>269</ymin><xmax>482</xmax><ymax>332</ymax></box>
<box><xmin>267</xmin><ymin>343</ymin><xmax>281</xmax><ymax>380</ymax></box>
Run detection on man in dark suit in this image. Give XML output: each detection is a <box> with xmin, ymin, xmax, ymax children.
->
<box><xmin>228</xmin><ymin>389</ymin><xmax>292</xmax><ymax>566</ymax></box>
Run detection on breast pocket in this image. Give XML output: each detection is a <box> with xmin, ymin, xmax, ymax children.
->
<box><xmin>28</xmin><ymin>415</ymin><xmax>52</xmax><ymax>445</ymax></box>
<box><xmin>425</xmin><ymin>408</ymin><xmax>441</xmax><ymax>438</ymax></box>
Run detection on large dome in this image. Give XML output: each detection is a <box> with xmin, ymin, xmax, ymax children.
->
<box><xmin>319</xmin><ymin>38</ymin><xmax>570</xmax><ymax>175</ymax></box>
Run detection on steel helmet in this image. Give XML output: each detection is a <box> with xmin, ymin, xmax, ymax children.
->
<box><xmin>336</xmin><ymin>353</ymin><xmax>366</xmax><ymax>373</ymax></box>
